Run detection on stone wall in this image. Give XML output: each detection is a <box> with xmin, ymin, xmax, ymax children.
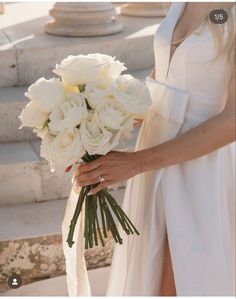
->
<box><xmin>0</xmin><ymin>232</ymin><xmax>114</xmax><ymax>293</ymax></box>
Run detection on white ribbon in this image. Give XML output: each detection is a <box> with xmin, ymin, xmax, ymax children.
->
<box><xmin>61</xmin><ymin>184</ymin><xmax>92</xmax><ymax>296</ymax></box>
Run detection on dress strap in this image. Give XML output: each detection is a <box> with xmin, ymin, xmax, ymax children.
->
<box><xmin>155</xmin><ymin>2</ymin><xmax>186</xmax><ymax>82</ymax></box>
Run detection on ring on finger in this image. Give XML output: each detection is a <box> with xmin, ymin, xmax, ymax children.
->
<box><xmin>98</xmin><ymin>175</ymin><xmax>106</xmax><ymax>183</ymax></box>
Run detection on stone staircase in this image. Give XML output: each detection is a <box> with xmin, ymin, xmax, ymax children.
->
<box><xmin>0</xmin><ymin>68</ymin><xmax>149</xmax><ymax>293</ymax></box>
<box><xmin>0</xmin><ymin>2</ymin><xmax>161</xmax><ymax>294</ymax></box>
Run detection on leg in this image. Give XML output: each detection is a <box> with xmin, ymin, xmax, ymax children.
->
<box><xmin>160</xmin><ymin>232</ymin><xmax>177</xmax><ymax>296</ymax></box>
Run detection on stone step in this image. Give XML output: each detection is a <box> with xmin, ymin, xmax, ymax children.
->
<box><xmin>0</xmin><ymin>190</ymin><xmax>124</xmax><ymax>242</ymax></box>
<box><xmin>0</xmin><ymin>136</ymin><xmax>136</xmax><ymax>206</ymax></box>
<box><xmin>0</xmin><ymin>67</ymin><xmax>150</xmax><ymax>143</ymax></box>
<box><xmin>0</xmin><ymin>86</ymin><xmax>35</xmax><ymax>142</ymax></box>
<box><xmin>0</xmin><ymin>141</ymin><xmax>72</xmax><ymax>206</ymax></box>
<box><xmin>1</xmin><ymin>268</ymin><xmax>111</xmax><ymax>296</ymax></box>
<box><xmin>0</xmin><ymin>191</ymin><xmax>124</xmax><ymax>293</ymax></box>
<box><xmin>0</xmin><ymin>2</ymin><xmax>161</xmax><ymax>87</ymax></box>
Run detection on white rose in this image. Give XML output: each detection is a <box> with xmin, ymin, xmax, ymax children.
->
<box><xmin>53</xmin><ymin>53</ymin><xmax>126</xmax><ymax>86</ymax></box>
<box><xmin>40</xmin><ymin>131</ymin><xmax>55</xmax><ymax>161</ymax></box>
<box><xmin>97</xmin><ymin>100</ymin><xmax>133</xmax><ymax>131</ymax></box>
<box><xmin>19</xmin><ymin>101</ymin><xmax>49</xmax><ymax>129</ymax></box>
<box><xmin>48</xmin><ymin>93</ymin><xmax>88</xmax><ymax>134</ymax></box>
<box><xmin>84</xmin><ymin>78</ymin><xmax>113</xmax><ymax>109</ymax></box>
<box><xmin>62</xmin><ymin>80</ymin><xmax>79</xmax><ymax>94</ymax></box>
<box><xmin>99</xmin><ymin>54</ymin><xmax>127</xmax><ymax>79</ymax></box>
<box><xmin>112</xmin><ymin>74</ymin><xmax>152</xmax><ymax>114</ymax></box>
<box><xmin>41</xmin><ymin>129</ymin><xmax>84</xmax><ymax>172</ymax></box>
<box><xmin>33</xmin><ymin>126</ymin><xmax>50</xmax><ymax>139</ymax></box>
<box><xmin>25</xmin><ymin>77</ymin><xmax>65</xmax><ymax>113</ymax></box>
<box><xmin>80</xmin><ymin>111</ymin><xmax>120</xmax><ymax>155</ymax></box>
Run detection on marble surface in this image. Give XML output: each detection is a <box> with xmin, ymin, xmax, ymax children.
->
<box><xmin>0</xmin><ymin>86</ymin><xmax>36</xmax><ymax>142</ymax></box>
<box><xmin>0</xmin><ymin>189</ymin><xmax>124</xmax><ymax>241</ymax></box>
<box><xmin>0</xmin><ymin>2</ymin><xmax>160</xmax><ymax>87</ymax></box>
<box><xmin>1</xmin><ymin>267</ymin><xmax>111</xmax><ymax>296</ymax></box>
<box><xmin>0</xmin><ymin>199</ymin><xmax>67</xmax><ymax>240</ymax></box>
<box><xmin>0</xmin><ymin>141</ymin><xmax>43</xmax><ymax>205</ymax></box>
<box><xmin>0</xmin><ymin>140</ymin><xmax>70</xmax><ymax>205</ymax></box>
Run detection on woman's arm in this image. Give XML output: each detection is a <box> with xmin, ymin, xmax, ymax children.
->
<box><xmin>76</xmin><ymin>71</ymin><xmax>235</xmax><ymax>194</ymax></box>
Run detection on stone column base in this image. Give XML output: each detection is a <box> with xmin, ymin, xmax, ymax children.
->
<box><xmin>45</xmin><ymin>2</ymin><xmax>122</xmax><ymax>37</ymax></box>
<box><xmin>45</xmin><ymin>21</ymin><xmax>122</xmax><ymax>37</ymax></box>
<box><xmin>121</xmin><ymin>2</ymin><xmax>167</xmax><ymax>18</ymax></box>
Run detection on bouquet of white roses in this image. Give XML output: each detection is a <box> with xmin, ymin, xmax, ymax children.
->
<box><xmin>19</xmin><ymin>53</ymin><xmax>151</xmax><ymax>249</ymax></box>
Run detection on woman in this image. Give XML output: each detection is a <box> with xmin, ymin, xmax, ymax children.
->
<box><xmin>63</xmin><ymin>2</ymin><xmax>235</xmax><ymax>296</ymax></box>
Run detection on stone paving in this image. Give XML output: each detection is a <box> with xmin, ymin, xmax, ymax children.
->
<box><xmin>2</xmin><ymin>267</ymin><xmax>111</xmax><ymax>296</ymax></box>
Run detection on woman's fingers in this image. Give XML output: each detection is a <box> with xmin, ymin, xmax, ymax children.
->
<box><xmin>133</xmin><ymin>118</ymin><xmax>143</xmax><ymax>128</ymax></box>
<box><xmin>75</xmin><ymin>169</ymin><xmax>108</xmax><ymax>185</ymax></box>
<box><xmin>88</xmin><ymin>181</ymin><xmax>110</xmax><ymax>195</ymax></box>
<box><xmin>65</xmin><ymin>165</ymin><xmax>72</xmax><ymax>172</ymax></box>
<box><xmin>77</xmin><ymin>175</ymin><xmax>111</xmax><ymax>188</ymax></box>
<box><xmin>72</xmin><ymin>151</ymin><xmax>139</xmax><ymax>194</ymax></box>
<box><xmin>79</xmin><ymin>157</ymin><xmax>103</xmax><ymax>173</ymax></box>
<box><xmin>65</xmin><ymin>161</ymin><xmax>81</xmax><ymax>173</ymax></box>
<box><xmin>76</xmin><ymin>176</ymin><xmax>100</xmax><ymax>187</ymax></box>
<box><xmin>75</xmin><ymin>171</ymin><xmax>109</xmax><ymax>186</ymax></box>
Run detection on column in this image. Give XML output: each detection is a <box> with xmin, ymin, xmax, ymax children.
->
<box><xmin>0</xmin><ymin>2</ymin><xmax>5</xmax><ymax>14</ymax></box>
<box><xmin>120</xmin><ymin>2</ymin><xmax>168</xmax><ymax>18</ymax></box>
<box><xmin>45</xmin><ymin>2</ymin><xmax>122</xmax><ymax>37</ymax></box>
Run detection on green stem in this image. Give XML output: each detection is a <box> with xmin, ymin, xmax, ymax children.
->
<box><xmin>101</xmin><ymin>193</ymin><xmax>123</xmax><ymax>244</ymax></box>
<box><xmin>67</xmin><ymin>152</ymin><xmax>139</xmax><ymax>250</ymax></box>
<box><xmin>98</xmin><ymin>194</ymin><xmax>107</xmax><ymax>238</ymax></box>
<box><xmin>92</xmin><ymin>195</ymin><xmax>98</xmax><ymax>246</ymax></box>
<box><xmin>104</xmin><ymin>189</ymin><xmax>140</xmax><ymax>235</ymax></box>
<box><xmin>84</xmin><ymin>189</ymin><xmax>89</xmax><ymax>249</ymax></box>
<box><xmin>88</xmin><ymin>194</ymin><xmax>93</xmax><ymax>248</ymax></box>
<box><xmin>105</xmin><ymin>192</ymin><xmax>131</xmax><ymax>234</ymax></box>
<box><xmin>66</xmin><ymin>186</ymin><xmax>86</xmax><ymax>247</ymax></box>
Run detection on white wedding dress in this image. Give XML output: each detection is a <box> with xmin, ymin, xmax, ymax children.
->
<box><xmin>61</xmin><ymin>2</ymin><xmax>235</xmax><ymax>296</ymax></box>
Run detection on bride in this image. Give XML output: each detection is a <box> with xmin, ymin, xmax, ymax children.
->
<box><xmin>62</xmin><ymin>2</ymin><xmax>235</xmax><ymax>296</ymax></box>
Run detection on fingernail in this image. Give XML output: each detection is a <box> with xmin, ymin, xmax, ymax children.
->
<box><xmin>87</xmin><ymin>191</ymin><xmax>93</xmax><ymax>196</ymax></box>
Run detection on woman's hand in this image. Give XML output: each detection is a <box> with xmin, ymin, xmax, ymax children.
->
<box><xmin>74</xmin><ymin>151</ymin><xmax>142</xmax><ymax>195</ymax></box>
<box><xmin>133</xmin><ymin>118</ymin><xmax>143</xmax><ymax>128</ymax></box>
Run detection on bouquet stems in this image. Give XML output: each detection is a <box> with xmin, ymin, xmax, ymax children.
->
<box><xmin>66</xmin><ymin>153</ymin><xmax>140</xmax><ymax>249</ymax></box>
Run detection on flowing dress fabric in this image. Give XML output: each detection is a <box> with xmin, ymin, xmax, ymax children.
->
<box><xmin>62</xmin><ymin>2</ymin><xmax>235</xmax><ymax>296</ymax></box>
<box><xmin>106</xmin><ymin>2</ymin><xmax>235</xmax><ymax>296</ymax></box>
